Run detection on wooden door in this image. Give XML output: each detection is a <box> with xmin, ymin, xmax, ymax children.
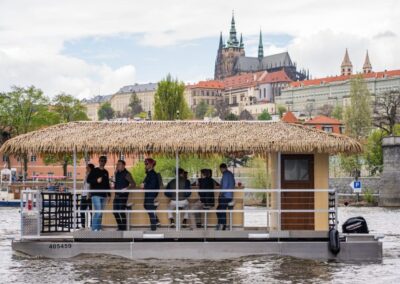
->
<box><xmin>281</xmin><ymin>154</ymin><xmax>314</xmax><ymax>230</ymax></box>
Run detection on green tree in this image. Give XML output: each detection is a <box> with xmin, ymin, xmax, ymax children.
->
<box><xmin>128</xmin><ymin>92</ymin><xmax>143</xmax><ymax>118</ymax></box>
<box><xmin>42</xmin><ymin>93</ymin><xmax>88</xmax><ymax>176</ymax></box>
<box><xmin>225</xmin><ymin>113</ymin><xmax>239</xmax><ymax>121</ymax></box>
<box><xmin>0</xmin><ymin>86</ymin><xmax>54</xmax><ymax>177</ymax></box>
<box><xmin>52</xmin><ymin>93</ymin><xmax>89</xmax><ymax>122</ymax></box>
<box><xmin>98</xmin><ymin>102</ymin><xmax>115</xmax><ymax>120</ymax></box>
<box><xmin>205</xmin><ymin>106</ymin><xmax>216</xmax><ymax>118</ymax></box>
<box><xmin>258</xmin><ymin>109</ymin><xmax>272</xmax><ymax>121</ymax></box>
<box><xmin>344</xmin><ymin>76</ymin><xmax>372</xmax><ymax>140</ymax></box>
<box><xmin>154</xmin><ymin>74</ymin><xmax>192</xmax><ymax>120</ymax></box>
<box><xmin>195</xmin><ymin>100</ymin><xmax>209</xmax><ymax>119</ymax></box>
<box><xmin>332</xmin><ymin>105</ymin><xmax>343</xmax><ymax>120</ymax></box>
<box><xmin>215</xmin><ymin>99</ymin><xmax>230</xmax><ymax>119</ymax></box>
<box><xmin>277</xmin><ymin>105</ymin><xmax>287</xmax><ymax>118</ymax></box>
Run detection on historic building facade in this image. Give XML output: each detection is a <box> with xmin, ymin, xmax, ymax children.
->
<box><xmin>214</xmin><ymin>13</ymin><xmax>308</xmax><ymax>82</ymax></box>
<box><xmin>277</xmin><ymin>50</ymin><xmax>400</xmax><ymax>114</ymax></box>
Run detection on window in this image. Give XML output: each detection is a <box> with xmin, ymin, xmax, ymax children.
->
<box><xmin>67</xmin><ymin>172</ymin><xmax>72</xmax><ymax>177</ymax></box>
<box><xmin>119</xmin><ymin>154</ymin><xmax>125</xmax><ymax>161</ymax></box>
<box><xmin>322</xmin><ymin>126</ymin><xmax>333</xmax><ymax>133</ymax></box>
<box><xmin>264</xmin><ymin>88</ymin><xmax>266</xmax><ymax>98</ymax></box>
<box><xmin>340</xmin><ymin>126</ymin><xmax>345</xmax><ymax>134</ymax></box>
<box><xmin>193</xmin><ymin>99</ymin><xmax>196</xmax><ymax>105</ymax></box>
<box><xmin>30</xmin><ymin>155</ymin><xmax>37</xmax><ymax>162</ymax></box>
<box><xmin>2</xmin><ymin>155</ymin><xmax>8</xmax><ymax>162</ymax></box>
<box><xmin>284</xmin><ymin>159</ymin><xmax>310</xmax><ymax>181</ymax></box>
<box><xmin>138</xmin><ymin>153</ymin><xmax>144</xmax><ymax>161</ymax></box>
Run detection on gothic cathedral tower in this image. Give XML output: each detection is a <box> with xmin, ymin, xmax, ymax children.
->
<box><xmin>341</xmin><ymin>48</ymin><xmax>353</xmax><ymax>76</ymax></box>
<box><xmin>214</xmin><ymin>12</ymin><xmax>245</xmax><ymax>80</ymax></box>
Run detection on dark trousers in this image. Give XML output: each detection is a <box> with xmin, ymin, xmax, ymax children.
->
<box><xmin>216</xmin><ymin>197</ymin><xmax>232</xmax><ymax>225</ymax></box>
<box><xmin>80</xmin><ymin>196</ymin><xmax>92</xmax><ymax>228</ymax></box>
<box><xmin>113</xmin><ymin>193</ymin><xmax>129</xmax><ymax>230</ymax></box>
<box><xmin>144</xmin><ymin>198</ymin><xmax>157</xmax><ymax>231</ymax></box>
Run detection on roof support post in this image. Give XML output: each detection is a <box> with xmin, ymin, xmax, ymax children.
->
<box><xmin>175</xmin><ymin>150</ymin><xmax>180</xmax><ymax>231</ymax></box>
<box><xmin>277</xmin><ymin>151</ymin><xmax>282</xmax><ymax>232</ymax></box>
<box><xmin>72</xmin><ymin>146</ymin><xmax>77</xmax><ymax>231</ymax></box>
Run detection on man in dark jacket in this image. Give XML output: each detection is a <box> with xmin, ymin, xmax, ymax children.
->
<box><xmin>141</xmin><ymin>158</ymin><xmax>160</xmax><ymax>231</ymax></box>
<box><xmin>113</xmin><ymin>160</ymin><xmax>136</xmax><ymax>231</ymax></box>
<box><xmin>87</xmin><ymin>156</ymin><xmax>111</xmax><ymax>231</ymax></box>
<box><xmin>165</xmin><ymin>168</ymin><xmax>191</xmax><ymax>228</ymax></box>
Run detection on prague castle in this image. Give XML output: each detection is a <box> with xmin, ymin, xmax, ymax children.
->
<box><xmin>214</xmin><ymin>13</ymin><xmax>308</xmax><ymax>81</ymax></box>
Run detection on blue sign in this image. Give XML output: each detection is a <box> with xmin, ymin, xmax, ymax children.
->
<box><xmin>350</xmin><ymin>180</ymin><xmax>362</xmax><ymax>192</ymax></box>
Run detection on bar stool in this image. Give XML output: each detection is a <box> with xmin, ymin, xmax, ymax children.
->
<box><xmin>227</xmin><ymin>200</ymin><xmax>235</xmax><ymax>231</ymax></box>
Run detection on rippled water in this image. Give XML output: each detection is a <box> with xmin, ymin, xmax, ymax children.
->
<box><xmin>1</xmin><ymin>207</ymin><xmax>399</xmax><ymax>283</ymax></box>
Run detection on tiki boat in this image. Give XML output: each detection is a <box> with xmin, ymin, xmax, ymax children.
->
<box><xmin>0</xmin><ymin>121</ymin><xmax>382</xmax><ymax>261</ymax></box>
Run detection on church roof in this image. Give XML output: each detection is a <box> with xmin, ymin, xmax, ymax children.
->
<box><xmin>363</xmin><ymin>51</ymin><xmax>372</xmax><ymax>69</ymax></box>
<box><xmin>305</xmin><ymin>115</ymin><xmax>342</xmax><ymax>125</ymax></box>
<box><xmin>188</xmin><ymin>80</ymin><xmax>224</xmax><ymax>89</ymax></box>
<box><xmin>234</xmin><ymin>52</ymin><xmax>293</xmax><ymax>72</ymax></box>
<box><xmin>82</xmin><ymin>95</ymin><xmax>112</xmax><ymax>104</ymax></box>
<box><xmin>341</xmin><ymin>48</ymin><xmax>352</xmax><ymax>67</ymax></box>
<box><xmin>281</xmin><ymin>111</ymin><xmax>299</xmax><ymax>123</ymax></box>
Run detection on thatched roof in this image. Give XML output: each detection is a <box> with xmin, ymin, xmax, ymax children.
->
<box><xmin>0</xmin><ymin>121</ymin><xmax>362</xmax><ymax>155</ymax></box>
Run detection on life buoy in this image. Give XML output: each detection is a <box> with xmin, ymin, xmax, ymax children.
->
<box><xmin>329</xmin><ymin>228</ymin><xmax>340</xmax><ymax>255</ymax></box>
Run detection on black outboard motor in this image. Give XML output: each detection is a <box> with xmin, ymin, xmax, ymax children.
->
<box><xmin>342</xmin><ymin>216</ymin><xmax>369</xmax><ymax>234</ymax></box>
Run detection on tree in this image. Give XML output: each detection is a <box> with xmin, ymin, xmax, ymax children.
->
<box><xmin>195</xmin><ymin>100</ymin><xmax>209</xmax><ymax>119</ymax></box>
<box><xmin>318</xmin><ymin>104</ymin><xmax>334</xmax><ymax>117</ymax></box>
<box><xmin>332</xmin><ymin>105</ymin><xmax>343</xmax><ymax>120</ymax></box>
<box><xmin>128</xmin><ymin>92</ymin><xmax>143</xmax><ymax>118</ymax></box>
<box><xmin>98</xmin><ymin>102</ymin><xmax>115</xmax><ymax>120</ymax></box>
<box><xmin>258</xmin><ymin>109</ymin><xmax>272</xmax><ymax>121</ymax></box>
<box><xmin>304</xmin><ymin>103</ymin><xmax>314</xmax><ymax>118</ymax></box>
<box><xmin>154</xmin><ymin>74</ymin><xmax>192</xmax><ymax>120</ymax></box>
<box><xmin>225</xmin><ymin>113</ymin><xmax>239</xmax><ymax>121</ymax></box>
<box><xmin>42</xmin><ymin>93</ymin><xmax>88</xmax><ymax>176</ymax></box>
<box><xmin>205</xmin><ymin>106</ymin><xmax>216</xmax><ymax>118</ymax></box>
<box><xmin>215</xmin><ymin>99</ymin><xmax>230</xmax><ymax>119</ymax></box>
<box><xmin>373</xmin><ymin>90</ymin><xmax>400</xmax><ymax>136</ymax></box>
<box><xmin>344</xmin><ymin>76</ymin><xmax>372</xmax><ymax>140</ymax></box>
<box><xmin>277</xmin><ymin>105</ymin><xmax>287</xmax><ymax>118</ymax></box>
<box><xmin>53</xmin><ymin>93</ymin><xmax>89</xmax><ymax>122</ymax></box>
<box><xmin>239</xmin><ymin>109</ymin><xmax>254</xmax><ymax>120</ymax></box>
<box><xmin>0</xmin><ymin>86</ymin><xmax>55</xmax><ymax>177</ymax></box>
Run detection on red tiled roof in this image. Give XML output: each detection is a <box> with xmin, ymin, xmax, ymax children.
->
<box><xmin>290</xmin><ymin>69</ymin><xmax>400</xmax><ymax>88</ymax></box>
<box><xmin>188</xmin><ymin>80</ymin><xmax>224</xmax><ymax>89</ymax></box>
<box><xmin>281</xmin><ymin>111</ymin><xmax>299</xmax><ymax>123</ymax></box>
<box><xmin>305</xmin><ymin>115</ymin><xmax>342</xmax><ymax>125</ymax></box>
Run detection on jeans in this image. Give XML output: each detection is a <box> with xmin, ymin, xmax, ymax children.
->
<box><xmin>144</xmin><ymin>198</ymin><xmax>158</xmax><ymax>231</ymax></box>
<box><xmin>92</xmin><ymin>195</ymin><xmax>106</xmax><ymax>231</ymax></box>
<box><xmin>113</xmin><ymin>192</ymin><xmax>129</xmax><ymax>230</ymax></box>
<box><xmin>80</xmin><ymin>196</ymin><xmax>92</xmax><ymax>228</ymax></box>
<box><xmin>216</xmin><ymin>197</ymin><xmax>232</xmax><ymax>225</ymax></box>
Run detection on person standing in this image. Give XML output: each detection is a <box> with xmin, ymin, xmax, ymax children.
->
<box><xmin>113</xmin><ymin>160</ymin><xmax>136</xmax><ymax>231</ymax></box>
<box><xmin>81</xmin><ymin>163</ymin><xmax>94</xmax><ymax>228</ymax></box>
<box><xmin>165</xmin><ymin>168</ymin><xmax>191</xmax><ymax>228</ymax></box>
<box><xmin>87</xmin><ymin>156</ymin><xmax>111</xmax><ymax>231</ymax></box>
<box><xmin>216</xmin><ymin>163</ymin><xmax>235</xmax><ymax>230</ymax></box>
<box><xmin>141</xmin><ymin>158</ymin><xmax>160</xmax><ymax>231</ymax></box>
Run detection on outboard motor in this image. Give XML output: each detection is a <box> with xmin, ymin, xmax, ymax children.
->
<box><xmin>342</xmin><ymin>216</ymin><xmax>369</xmax><ymax>234</ymax></box>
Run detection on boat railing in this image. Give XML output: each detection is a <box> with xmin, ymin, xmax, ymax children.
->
<box><xmin>19</xmin><ymin>188</ymin><xmax>338</xmax><ymax>237</ymax></box>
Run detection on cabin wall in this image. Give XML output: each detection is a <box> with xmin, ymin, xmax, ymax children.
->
<box><xmin>314</xmin><ymin>153</ymin><xmax>329</xmax><ymax>231</ymax></box>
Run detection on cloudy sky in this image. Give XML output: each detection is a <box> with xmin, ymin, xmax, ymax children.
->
<box><xmin>0</xmin><ymin>0</ymin><xmax>399</xmax><ymax>99</ymax></box>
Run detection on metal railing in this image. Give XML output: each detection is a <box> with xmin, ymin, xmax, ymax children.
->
<box><xmin>19</xmin><ymin>188</ymin><xmax>338</xmax><ymax>236</ymax></box>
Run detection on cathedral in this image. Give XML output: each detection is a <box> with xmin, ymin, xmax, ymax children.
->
<box><xmin>214</xmin><ymin>14</ymin><xmax>308</xmax><ymax>81</ymax></box>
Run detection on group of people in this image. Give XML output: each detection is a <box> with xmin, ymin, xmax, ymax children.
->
<box><xmin>81</xmin><ymin>156</ymin><xmax>236</xmax><ymax>232</ymax></box>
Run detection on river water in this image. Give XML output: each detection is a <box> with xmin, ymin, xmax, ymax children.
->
<box><xmin>0</xmin><ymin>207</ymin><xmax>399</xmax><ymax>283</ymax></box>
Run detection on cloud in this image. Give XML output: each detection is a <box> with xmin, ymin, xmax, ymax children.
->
<box><xmin>0</xmin><ymin>0</ymin><xmax>399</xmax><ymax>98</ymax></box>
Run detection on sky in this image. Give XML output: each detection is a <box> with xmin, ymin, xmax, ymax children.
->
<box><xmin>0</xmin><ymin>0</ymin><xmax>399</xmax><ymax>99</ymax></box>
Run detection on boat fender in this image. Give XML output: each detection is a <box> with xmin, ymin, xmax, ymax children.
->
<box><xmin>328</xmin><ymin>228</ymin><xmax>340</xmax><ymax>255</ymax></box>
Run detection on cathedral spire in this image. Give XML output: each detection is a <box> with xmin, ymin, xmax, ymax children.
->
<box><xmin>227</xmin><ymin>10</ymin><xmax>239</xmax><ymax>47</ymax></box>
<box><xmin>363</xmin><ymin>50</ymin><xmax>372</xmax><ymax>73</ymax></box>
<box><xmin>218</xmin><ymin>32</ymin><xmax>223</xmax><ymax>49</ymax></box>
<box><xmin>239</xmin><ymin>33</ymin><xmax>244</xmax><ymax>48</ymax></box>
<box><xmin>341</xmin><ymin>48</ymin><xmax>353</xmax><ymax>76</ymax></box>
<box><xmin>258</xmin><ymin>29</ymin><xmax>264</xmax><ymax>59</ymax></box>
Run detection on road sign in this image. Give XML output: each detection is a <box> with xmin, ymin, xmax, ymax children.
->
<box><xmin>350</xmin><ymin>180</ymin><xmax>362</xmax><ymax>193</ymax></box>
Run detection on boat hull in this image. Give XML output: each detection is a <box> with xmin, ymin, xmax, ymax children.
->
<box><xmin>12</xmin><ymin>238</ymin><xmax>382</xmax><ymax>262</ymax></box>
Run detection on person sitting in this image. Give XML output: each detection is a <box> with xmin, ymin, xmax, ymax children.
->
<box><xmin>113</xmin><ymin>160</ymin><xmax>136</xmax><ymax>231</ymax></box>
<box><xmin>190</xmin><ymin>169</ymin><xmax>215</xmax><ymax>229</ymax></box>
<box><xmin>140</xmin><ymin>158</ymin><xmax>160</xmax><ymax>231</ymax></box>
<box><xmin>216</xmin><ymin>163</ymin><xmax>235</xmax><ymax>230</ymax></box>
<box><xmin>165</xmin><ymin>168</ymin><xmax>191</xmax><ymax>228</ymax></box>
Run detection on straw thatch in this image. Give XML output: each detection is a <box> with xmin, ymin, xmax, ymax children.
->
<box><xmin>0</xmin><ymin>121</ymin><xmax>362</xmax><ymax>155</ymax></box>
